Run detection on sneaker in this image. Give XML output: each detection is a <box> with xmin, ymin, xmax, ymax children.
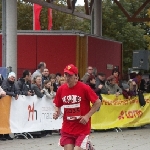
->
<box><xmin>7</xmin><ymin>136</ymin><xmax>13</xmax><ymax>140</ymax></box>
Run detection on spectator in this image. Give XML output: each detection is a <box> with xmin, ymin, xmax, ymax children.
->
<box><xmin>0</xmin><ymin>74</ymin><xmax>4</xmax><ymax>86</ymax></box>
<box><xmin>55</xmin><ymin>73</ymin><xmax>61</xmax><ymax>89</ymax></box>
<box><xmin>81</xmin><ymin>66</ymin><xmax>94</xmax><ymax>83</ymax></box>
<box><xmin>42</xmin><ymin>80</ymin><xmax>56</xmax><ymax>136</ymax></box>
<box><xmin>86</xmin><ymin>75</ymin><xmax>102</xmax><ymax>100</ymax></box>
<box><xmin>128</xmin><ymin>78</ymin><xmax>138</xmax><ymax>96</ymax></box>
<box><xmin>58</xmin><ymin>76</ymin><xmax>66</xmax><ymax>87</ymax></box>
<box><xmin>112</xmin><ymin>67</ymin><xmax>120</xmax><ymax>85</ymax></box>
<box><xmin>31</xmin><ymin>75</ymin><xmax>44</xmax><ymax>98</ymax></box>
<box><xmin>96</xmin><ymin>72</ymin><xmax>109</xmax><ymax>94</ymax></box>
<box><xmin>50</xmin><ymin>74</ymin><xmax>57</xmax><ymax>92</ymax></box>
<box><xmin>42</xmin><ymin>68</ymin><xmax>50</xmax><ymax>84</ymax></box>
<box><xmin>105</xmin><ymin>75</ymin><xmax>122</xmax><ymax>96</ymax></box>
<box><xmin>0</xmin><ymin>72</ymin><xmax>18</xmax><ymax>141</ymax></box>
<box><xmin>1</xmin><ymin>72</ymin><xmax>19</xmax><ymax>100</ymax></box>
<box><xmin>43</xmin><ymin>80</ymin><xmax>56</xmax><ymax>99</ymax></box>
<box><xmin>122</xmin><ymin>83</ymin><xmax>134</xmax><ymax>99</ymax></box>
<box><xmin>0</xmin><ymin>86</ymin><xmax>6</xmax><ymax>98</ymax></box>
<box><xmin>15</xmin><ymin>70</ymin><xmax>33</xmax><ymax>96</ymax></box>
<box><xmin>32</xmin><ymin>62</ymin><xmax>46</xmax><ymax>82</ymax></box>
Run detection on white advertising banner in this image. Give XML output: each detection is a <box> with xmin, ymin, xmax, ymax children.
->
<box><xmin>9</xmin><ymin>95</ymin><xmax>63</xmax><ymax>133</ymax></box>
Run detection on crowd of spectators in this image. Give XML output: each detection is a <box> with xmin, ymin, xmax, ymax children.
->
<box><xmin>0</xmin><ymin>62</ymin><xmax>149</xmax><ymax>141</ymax></box>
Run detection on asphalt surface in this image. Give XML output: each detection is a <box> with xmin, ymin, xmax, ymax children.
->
<box><xmin>0</xmin><ymin>125</ymin><xmax>150</xmax><ymax>150</ymax></box>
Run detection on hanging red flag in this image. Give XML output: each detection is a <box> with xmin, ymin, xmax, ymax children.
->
<box><xmin>33</xmin><ymin>4</ymin><xmax>42</xmax><ymax>30</ymax></box>
<box><xmin>48</xmin><ymin>8</ymin><xmax>53</xmax><ymax>30</ymax></box>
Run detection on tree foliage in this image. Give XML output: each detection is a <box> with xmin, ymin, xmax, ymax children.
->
<box><xmin>102</xmin><ymin>0</ymin><xmax>146</xmax><ymax>72</ymax></box>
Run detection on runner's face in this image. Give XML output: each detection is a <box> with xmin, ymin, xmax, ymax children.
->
<box><xmin>64</xmin><ymin>73</ymin><xmax>76</xmax><ymax>84</ymax></box>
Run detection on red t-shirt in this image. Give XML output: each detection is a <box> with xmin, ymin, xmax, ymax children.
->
<box><xmin>54</xmin><ymin>81</ymin><xmax>98</xmax><ymax>135</ymax></box>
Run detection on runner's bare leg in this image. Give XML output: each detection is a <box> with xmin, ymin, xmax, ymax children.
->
<box><xmin>74</xmin><ymin>146</ymin><xmax>84</xmax><ymax>150</ymax></box>
<box><xmin>64</xmin><ymin>144</ymin><xmax>74</xmax><ymax>150</ymax></box>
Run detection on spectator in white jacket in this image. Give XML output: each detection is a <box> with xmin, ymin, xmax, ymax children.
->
<box><xmin>43</xmin><ymin>80</ymin><xmax>56</xmax><ymax>100</ymax></box>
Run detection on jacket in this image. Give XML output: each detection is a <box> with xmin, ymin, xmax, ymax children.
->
<box><xmin>43</xmin><ymin>88</ymin><xmax>56</xmax><ymax>99</ymax></box>
<box><xmin>15</xmin><ymin>78</ymin><xmax>32</xmax><ymax>96</ymax></box>
<box><xmin>31</xmin><ymin>84</ymin><xmax>44</xmax><ymax>98</ymax></box>
<box><xmin>95</xmin><ymin>78</ymin><xmax>108</xmax><ymax>94</ymax></box>
<box><xmin>1</xmin><ymin>79</ymin><xmax>19</xmax><ymax>97</ymax></box>
<box><xmin>105</xmin><ymin>81</ymin><xmax>122</xmax><ymax>94</ymax></box>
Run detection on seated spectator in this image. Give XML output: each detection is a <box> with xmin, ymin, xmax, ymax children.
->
<box><xmin>86</xmin><ymin>75</ymin><xmax>102</xmax><ymax>100</ymax></box>
<box><xmin>0</xmin><ymin>86</ymin><xmax>6</xmax><ymax>98</ymax></box>
<box><xmin>96</xmin><ymin>72</ymin><xmax>109</xmax><ymax>94</ymax></box>
<box><xmin>81</xmin><ymin>66</ymin><xmax>94</xmax><ymax>83</ymax></box>
<box><xmin>43</xmin><ymin>80</ymin><xmax>56</xmax><ymax>99</ymax></box>
<box><xmin>55</xmin><ymin>73</ymin><xmax>61</xmax><ymax>89</ymax></box>
<box><xmin>31</xmin><ymin>75</ymin><xmax>44</xmax><ymax>98</ymax></box>
<box><xmin>1</xmin><ymin>72</ymin><xmax>19</xmax><ymax>100</ymax></box>
<box><xmin>42</xmin><ymin>68</ymin><xmax>50</xmax><ymax>84</ymax></box>
<box><xmin>122</xmin><ymin>83</ymin><xmax>134</xmax><ymax>99</ymax></box>
<box><xmin>15</xmin><ymin>70</ymin><xmax>33</xmax><ymax>96</ymax></box>
<box><xmin>105</xmin><ymin>75</ymin><xmax>122</xmax><ymax>96</ymax></box>
<box><xmin>50</xmin><ymin>74</ymin><xmax>57</xmax><ymax>92</ymax></box>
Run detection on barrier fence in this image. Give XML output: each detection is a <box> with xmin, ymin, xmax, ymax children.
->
<box><xmin>0</xmin><ymin>94</ymin><xmax>150</xmax><ymax>134</ymax></box>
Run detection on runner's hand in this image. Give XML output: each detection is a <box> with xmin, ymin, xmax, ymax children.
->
<box><xmin>53</xmin><ymin>111</ymin><xmax>59</xmax><ymax>120</ymax></box>
<box><xmin>79</xmin><ymin>115</ymin><xmax>89</xmax><ymax>125</ymax></box>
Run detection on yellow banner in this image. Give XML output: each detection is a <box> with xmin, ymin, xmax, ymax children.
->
<box><xmin>91</xmin><ymin>94</ymin><xmax>150</xmax><ymax>129</ymax></box>
<box><xmin>0</xmin><ymin>96</ymin><xmax>11</xmax><ymax>134</ymax></box>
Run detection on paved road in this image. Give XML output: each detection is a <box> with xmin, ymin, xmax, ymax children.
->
<box><xmin>0</xmin><ymin>126</ymin><xmax>150</xmax><ymax>150</ymax></box>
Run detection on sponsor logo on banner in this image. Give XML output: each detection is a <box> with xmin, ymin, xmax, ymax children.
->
<box><xmin>28</xmin><ymin>103</ymin><xmax>37</xmax><ymax>121</ymax></box>
<box><xmin>42</xmin><ymin>106</ymin><xmax>53</xmax><ymax>120</ymax></box>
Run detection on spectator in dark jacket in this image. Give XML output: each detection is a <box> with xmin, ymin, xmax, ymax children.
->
<box><xmin>86</xmin><ymin>75</ymin><xmax>102</xmax><ymax>100</ymax></box>
<box><xmin>31</xmin><ymin>75</ymin><xmax>44</xmax><ymax>98</ymax></box>
<box><xmin>96</xmin><ymin>72</ymin><xmax>109</xmax><ymax>94</ymax></box>
<box><xmin>42</xmin><ymin>68</ymin><xmax>50</xmax><ymax>84</ymax></box>
<box><xmin>1</xmin><ymin>72</ymin><xmax>19</xmax><ymax>100</ymax></box>
<box><xmin>15</xmin><ymin>70</ymin><xmax>33</xmax><ymax>96</ymax></box>
<box><xmin>0</xmin><ymin>72</ymin><xmax>18</xmax><ymax>141</ymax></box>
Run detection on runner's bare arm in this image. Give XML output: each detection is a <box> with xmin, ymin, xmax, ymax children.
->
<box><xmin>53</xmin><ymin>107</ymin><xmax>61</xmax><ymax>120</ymax></box>
<box><xmin>79</xmin><ymin>99</ymin><xmax>101</xmax><ymax>124</ymax></box>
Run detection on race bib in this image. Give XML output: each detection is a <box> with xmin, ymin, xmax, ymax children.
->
<box><xmin>64</xmin><ymin>103</ymin><xmax>81</xmax><ymax>120</ymax></box>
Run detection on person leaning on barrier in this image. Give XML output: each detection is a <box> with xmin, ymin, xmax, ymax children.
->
<box><xmin>0</xmin><ymin>72</ymin><xmax>19</xmax><ymax>141</ymax></box>
<box><xmin>105</xmin><ymin>75</ymin><xmax>122</xmax><ymax>96</ymax></box>
<box><xmin>31</xmin><ymin>75</ymin><xmax>44</xmax><ymax>98</ymax></box>
<box><xmin>86</xmin><ymin>74</ymin><xmax>102</xmax><ymax>100</ymax></box>
<box><xmin>43</xmin><ymin>80</ymin><xmax>56</xmax><ymax>99</ymax></box>
<box><xmin>1</xmin><ymin>72</ymin><xmax>19</xmax><ymax>100</ymax></box>
<box><xmin>15</xmin><ymin>70</ymin><xmax>34</xmax><ymax>96</ymax></box>
<box><xmin>95</xmin><ymin>72</ymin><xmax>109</xmax><ymax>94</ymax></box>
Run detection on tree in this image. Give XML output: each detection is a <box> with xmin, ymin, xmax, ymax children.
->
<box><xmin>102</xmin><ymin>0</ymin><xmax>146</xmax><ymax>72</ymax></box>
